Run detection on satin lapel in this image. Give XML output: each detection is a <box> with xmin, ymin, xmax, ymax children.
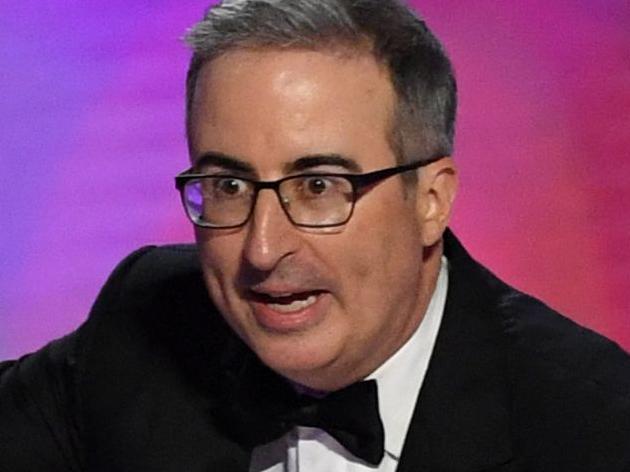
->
<box><xmin>397</xmin><ymin>230</ymin><xmax>515</xmax><ymax>472</ymax></box>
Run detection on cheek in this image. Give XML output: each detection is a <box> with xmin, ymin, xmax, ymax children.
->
<box><xmin>353</xmin><ymin>192</ymin><xmax>420</xmax><ymax>253</ymax></box>
<box><xmin>196</xmin><ymin>229</ymin><xmax>241</xmax><ymax>274</ymax></box>
<box><xmin>342</xmin><ymin>200</ymin><xmax>422</xmax><ymax>296</ymax></box>
<box><xmin>195</xmin><ymin>231</ymin><xmax>244</xmax><ymax>304</ymax></box>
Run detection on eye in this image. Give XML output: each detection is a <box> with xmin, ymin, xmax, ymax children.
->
<box><xmin>221</xmin><ymin>179</ymin><xmax>242</xmax><ymax>194</ymax></box>
<box><xmin>210</xmin><ymin>178</ymin><xmax>248</xmax><ymax>198</ymax></box>
<box><xmin>304</xmin><ymin>177</ymin><xmax>331</xmax><ymax>196</ymax></box>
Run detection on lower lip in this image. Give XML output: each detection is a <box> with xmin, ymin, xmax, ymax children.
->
<box><xmin>250</xmin><ymin>293</ymin><xmax>331</xmax><ymax>333</ymax></box>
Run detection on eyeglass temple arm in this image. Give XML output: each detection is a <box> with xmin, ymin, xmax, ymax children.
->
<box><xmin>348</xmin><ymin>154</ymin><xmax>445</xmax><ymax>192</ymax></box>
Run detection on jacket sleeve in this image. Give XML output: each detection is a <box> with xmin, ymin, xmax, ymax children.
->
<box><xmin>0</xmin><ymin>334</ymin><xmax>82</xmax><ymax>472</ymax></box>
<box><xmin>0</xmin><ymin>246</ymin><xmax>155</xmax><ymax>472</ymax></box>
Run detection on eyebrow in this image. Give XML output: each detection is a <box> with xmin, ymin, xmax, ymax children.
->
<box><xmin>193</xmin><ymin>152</ymin><xmax>256</xmax><ymax>176</ymax></box>
<box><xmin>286</xmin><ymin>154</ymin><xmax>362</xmax><ymax>174</ymax></box>
<box><xmin>192</xmin><ymin>151</ymin><xmax>362</xmax><ymax>177</ymax></box>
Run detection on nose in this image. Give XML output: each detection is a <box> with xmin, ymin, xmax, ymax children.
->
<box><xmin>241</xmin><ymin>188</ymin><xmax>299</xmax><ymax>271</ymax></box>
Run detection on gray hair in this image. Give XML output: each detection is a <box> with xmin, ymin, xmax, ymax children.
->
<box><xmin>185</xmin><ymin>0</ymin><xmax>457</xmax><ymax>166</ymax></box>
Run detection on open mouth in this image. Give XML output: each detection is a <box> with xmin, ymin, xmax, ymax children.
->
<box><xmin>246</xmin><ymin>288</ymin><xmax>331</xmax><ymax>332</ymax></box>
<box><xmin>248</xmin><ymin>290</ymin><xmax>324</xmax><ymax>314</ymax></box>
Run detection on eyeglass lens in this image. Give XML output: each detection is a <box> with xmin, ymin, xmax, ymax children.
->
<box><xmin>182</xmin><ymin>175</ymin><xmax>354</xmax><ymax>228</ymax></box>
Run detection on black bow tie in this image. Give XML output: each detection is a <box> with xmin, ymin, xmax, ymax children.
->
<box><xmin>214</xmin><ymin>357</ymin><xmax>385</xmax><ymax>466</ymax></box>
<box><xmin>275</xmin><ymin>380</ymin><xmax>385</xmax><ymax>465</ymax></box>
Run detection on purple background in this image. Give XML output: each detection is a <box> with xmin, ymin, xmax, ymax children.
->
<box><xmin>1</xmin><ymin>1</ymin><xmax>629</xmax><ymax>360</ymax></box>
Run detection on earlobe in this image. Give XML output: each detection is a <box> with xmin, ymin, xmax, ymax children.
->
<box><xmin>417</xmin><ymin>157</ymin><xmax>458</xmax><ymax>247</ymax></box>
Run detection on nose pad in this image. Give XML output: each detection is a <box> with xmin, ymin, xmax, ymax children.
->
<box><xmin>241</xmin><ymin>189</ymin><xmax>297</xmax><ymax>271</ymax></box>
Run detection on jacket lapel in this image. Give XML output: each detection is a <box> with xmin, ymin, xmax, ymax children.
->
<box><xmin>167</xmin><ymin>274</ymin><xmax>257</xmax><ymax>471</ymax></box>
<box><xmin>397</xmin><ymin>230</ymin><xmax>516</xmax><ymax>472</ymax></box>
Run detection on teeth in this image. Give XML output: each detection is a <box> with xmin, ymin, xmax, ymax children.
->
<box><xmin>267</xmin><ymin>294</ymin><xmax>317</xmax><ymax>313</ymax></box>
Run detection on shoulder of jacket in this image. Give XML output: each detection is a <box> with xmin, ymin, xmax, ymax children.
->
<box><xmin>495</xmin><ymin>288</ymin><xmax>630</xmax><ymax>401</ymax></box>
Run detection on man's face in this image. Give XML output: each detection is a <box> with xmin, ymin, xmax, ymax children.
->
<box><xmin>189</xmin><ymin>48</ymin><xmax>437</xmax><ymax>390</ymax></box>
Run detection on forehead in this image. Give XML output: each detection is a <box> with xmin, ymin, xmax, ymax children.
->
<box><xmin>188</xmin><ymin>48</ymin><xmax>398</xmax><ymax>174</ymax></box>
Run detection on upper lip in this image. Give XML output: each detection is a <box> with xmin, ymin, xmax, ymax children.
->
<box><xmin>239</xmin><ymin>267</ymin><xmax>334</xmax><ymax>300</ymax></box>
<box><xmin>246</xmin><ymin>287</ymin><xmax>325</xmax><ymax>300</ymax></box>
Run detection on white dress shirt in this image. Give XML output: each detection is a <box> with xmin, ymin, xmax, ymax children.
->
<box><xmin>249</xmin><ymin>257</ymin><xmax>449</xmax><ymax>472</ymax></box>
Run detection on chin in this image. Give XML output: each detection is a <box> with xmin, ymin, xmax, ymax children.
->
<box><xmin>249</xmin><ymin>330</ymin><xmax>345</xmax><ymax>389</ymax></box>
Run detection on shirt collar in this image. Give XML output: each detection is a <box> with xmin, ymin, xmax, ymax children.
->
<box><xmin>367</xmin><ymin>256</ymin><xmax>449</xmax><ymax>459</ymax></box>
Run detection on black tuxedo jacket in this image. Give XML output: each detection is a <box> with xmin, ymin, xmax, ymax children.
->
<box><xmin>1</xmin><ymin>231</ymin><xmax>629</xmax><ymax>471</ymax></box>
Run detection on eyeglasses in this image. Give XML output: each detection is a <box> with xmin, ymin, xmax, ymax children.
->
<box><xmin>175</xmin><ymin>155</ymin><xmax>443</xmax><ymax>229</ymax></box>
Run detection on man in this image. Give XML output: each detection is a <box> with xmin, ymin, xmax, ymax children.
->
<box><xmin>1</xmin><ymin>1</ymin><xmax>629</xmax><ymax>471</ymax></box>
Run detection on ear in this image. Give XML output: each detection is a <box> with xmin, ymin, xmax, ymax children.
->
<box><xmin>416</xmin><ymin>157</ymin><xmax>458</xmax><ymax>247</ymax></box>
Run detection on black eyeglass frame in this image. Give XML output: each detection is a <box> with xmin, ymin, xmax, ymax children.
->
<box><xmin>174</xmin><ymin>154</ymin><xmax>444</xmax><ymax>229</ymax></box>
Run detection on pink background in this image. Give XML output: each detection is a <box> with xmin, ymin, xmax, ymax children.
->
<box><xmin>1</xmin><ymin>1</ymin><xmax>629</xmax><ymax>359</ymax></box>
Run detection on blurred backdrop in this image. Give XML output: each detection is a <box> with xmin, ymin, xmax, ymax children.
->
<box><xmin>1</xmin><ymin>0</ymin><xmax>629</xmax><ymax>359</ymax></box>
